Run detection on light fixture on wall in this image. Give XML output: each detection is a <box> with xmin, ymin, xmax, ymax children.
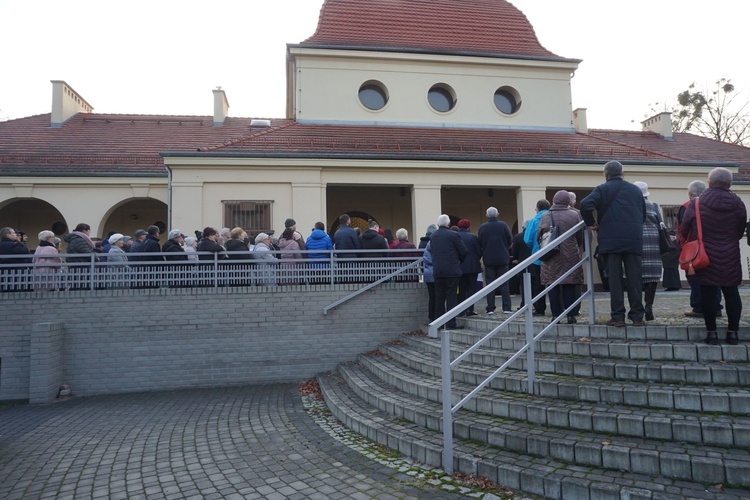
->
<box><xmin>130</xmin><ymin>214</ymin><xmax>138</xmax><ymax>220</ymax></box>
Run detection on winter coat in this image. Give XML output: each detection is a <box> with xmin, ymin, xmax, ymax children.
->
<box><xmin>306</xmin><ymin>229</ymin><xmax>333</xmax><ymax>260</ymax></box>
<box><xmin>0</xmin><ymin>236</ymin><xmax>31</xmax><ymax>265</ymax></box>
<box><xmin>224</xmin><ymin>238</ymin><xmax>251</xmax><ymax>260</ymax></box>
<box><xmin>538</xmin><ymin>204</ymin><xmax>583</xmax><ymax>286</ymax></box>
<box><xmin>391</xmin><ymin>239</ymin><xmax>419</xmax><ymax>258</ymax></box>
<box><xmin>477</xmin><ymin>217</ymin><xmax>512</xmax><ymax>266</ymax></box>
<box><xmin>422</xmin><ymin>242</ymin><xmax>434</xmax><ymax>283</ymax></box>
<box><xmin>252</xmin><ymin>241</ymin><xmax>277</xmax><ymax>285</ymax></box>
<box><xmin>457</xmin><ymin>229</ymin><xmax>482</xmax><ymax>274</ymax></box>
<box><xmin>31</xmin><ymin>241</ymin><xmax>61</xmax><ymax>290</ymax></box>
<box><xmin>641</xmin><ymin>199</ymin><xmax>662</xmax><ymax>282</ymax></box>
<box><xmin>524</xmin><ymin>210</ymin><xmax>548</xmax><ymax>265</ymax></box>
<box><xmin>107</xmin><ymin>246</ymin><xmax>129</xmax><ymax>266</ymax></box>
<box><xmin>142</xmin><ymin>234</ymin><xmax>163</xmax><ymax>261</ymax></box>
<box><xmin>63</xmin><ymin>231</ymin><xmax>96</xmax><ymax>263</ymax></box>
<box><xmin>510</xmin><ymin>231</ymin><xmax>531</xmax><ymax>265</ymax></box>
<box><xmin>333</xmin><ymin>225</ymin><xmax>361</xmax><ymax>257</ymax></box>
<box><xmin>162</xmin><ymin>239</ymin><xmax>189</xmax><ymax>261</ymax></box>
<box><xmin>429</xmin><ymin>226</ymin><xmax>468</xmax><ymax>278</ymax></box>
<box><xmin>277</xmin><ymin>237</ymin><xmax>302</xmax><ymax>260</ymax></box>
<box><xmin>197</xmin><ymin>238</ymin><xmax>225</xmax><ymax>261</ymax></box>
<box><xmin>681</xmin><ymin>186</ymin><xmax>747</xmax><ymax>286</ymax></box>
<box><xmin>359</xmin><ymin>229</ymin><xmax>389</xmax><ymax>258</ymax></box>
<box><xmin>580</xmin><ymin>176</ymin><xmax>646</xmax><ymax>255</ymax></box>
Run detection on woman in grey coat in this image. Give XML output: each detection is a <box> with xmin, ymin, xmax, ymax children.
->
<box><xmin>634</xmin><ymin>182</ymin><xmax>663</xmax><ymax>321</ymax></box>
<box><xmin>538</xmin><ymin>190</ymin><xmax>583</xmax><ymax>324</ymax></box>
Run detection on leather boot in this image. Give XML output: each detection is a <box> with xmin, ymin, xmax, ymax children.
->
<box><xmin>726</xmin><ymin>331</ymin><xmax>739</xmax><ymax>345</ymax></box>
<box><xmin>704</xmin><ymin>331</ymin><xmax>719</xmax><ymax>345</ymax></box>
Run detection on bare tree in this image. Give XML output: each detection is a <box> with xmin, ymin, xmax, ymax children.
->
<box><xmin>648</xmin><ymin>78</ymin><xmax>750</xmax><ymax>146</ymax></box>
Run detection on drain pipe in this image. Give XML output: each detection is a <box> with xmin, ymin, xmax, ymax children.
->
<box><xmin>165</xmin><ymin>163</ymin><xmax>173</xmax><ymax>230</ymax></box>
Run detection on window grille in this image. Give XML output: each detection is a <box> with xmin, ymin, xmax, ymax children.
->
<box><xmin>661</xmin><ymin>204</ymin><xmax>680</xmax><ymax>230</ymax></box>
<box><xmin>223</xmin><ymin>200</ymin><xmax>272</xmax><ymax>233</ymax></box>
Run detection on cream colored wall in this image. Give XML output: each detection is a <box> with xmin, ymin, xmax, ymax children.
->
<box><xmin>289</xmin><ymin>48</ymin><xmax>578</xmax><ymax>130</ymax></box>
<box><xmin>0</xmin><ymin>177</ymin><xmax>167</xmax><ymax>239</ymax></box>
<box><xmin>167</xmin><ymin>158</ymin><xmax>750</xmax><ymax>280</ymax></box>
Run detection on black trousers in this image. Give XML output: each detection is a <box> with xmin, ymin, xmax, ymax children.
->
<box><xmin>435</xmin><ymin>276</ymin><xmax>459</xmax><ymax>328</ymax></box>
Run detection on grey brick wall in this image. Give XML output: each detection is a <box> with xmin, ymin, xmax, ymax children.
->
<box><xmin>0</xmin><ymin>283</ymin><xmax>427</xmax><ymax>400</ymax></box>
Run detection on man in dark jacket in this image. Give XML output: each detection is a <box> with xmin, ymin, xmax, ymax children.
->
<box><xmin>359</xmin><ymin>220</ymin><xmax>389</xmax><ymax>258</ymax></box>
<box><xmin>430</xmin><ymin>214</ymin><xmax>468</xmax><ymax>329</ymax></box>
<box><xmin>581</xmin><ymin>160</ymin><xmax>646</xmax><ymax>327</ymax></box>
<box><xmin>477</xmin><ymin>206</ymin><xmax>513</xmax><ymax>315</ymax></box>
<box><xmin>162</xmin><ymin>230</ymin><xmax>188</xmax><ymax>260</ymax></box>
<box><xmin>456</xmin><ymin>219</ymin><xmax>482</xmax><ymax>316</ymax></box>
<box><xmin>142</xmin><ymin>225</ymin><xmax>163</xmax><ymax>260</ymax></box>
<box><xmin>333</xmin><ymin>214</ymin><xmax>361</xmax><ymax>256</ymax></box>
<box><xmin>0</xmin><ymin>227</ymin><xmax>32</xmax><ymax>291</ymax></box>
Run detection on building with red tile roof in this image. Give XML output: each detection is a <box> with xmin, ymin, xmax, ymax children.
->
<box><xmin>1</xmin><ymin>0</ymin><xmax>748</xmax><ymax>274</ymax></box>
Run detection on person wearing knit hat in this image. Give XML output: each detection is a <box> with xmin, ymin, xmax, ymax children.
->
<box><xmin>283</xmin><ymin>218</ymin><xmax>306</xmax><ymax>251</ymax></box>
<box><xmin>457</xmin><ymin>218</ymin><xmax>481</xmax><ymax>316</ymax></box>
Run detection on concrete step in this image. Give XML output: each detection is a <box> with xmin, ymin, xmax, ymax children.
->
<box><xmin>340</xmin><ymin>359</ymin><xmax>750</xmax><ymax>488</ymax></box>
<box><xmin>440</xmin><ymin>328</ymin><xmax>750</xmax><ymax>363</ymax></box>
<box><xmin>377</xmin><ymin>341</ymin><xmax>750</xmax><ymax>415</ymax></box>
<box><xmin>319</xmin><ymin>369</ymin><xmax>750</xmax><ymax>499</ymax></box>
<box><xmin>397</xmin><ymin>334</ymin><xmax>750</xmax><ymax>386</ymax></box>
<box><xmin>363</xmin><ymin>349</ymin><xmax>750</xmax><ymax>447</ymax></box>
<box><xmin>458</xmin><ymin>316</ymin><xmax>750</xmax><ymax>343</ymax></box>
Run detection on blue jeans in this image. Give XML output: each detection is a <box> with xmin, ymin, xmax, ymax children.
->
<box><xmin>606</xmin><ymin>253</ymin><xmax>644</xmax><ymax>321</ymax></box>
<box><xmin>687</xmin><ymin>274</ymin><xmax>722</xmax><ymax>314</ymax></box>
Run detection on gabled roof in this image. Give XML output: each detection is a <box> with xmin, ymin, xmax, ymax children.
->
<box><xmin>0</xmin><ymin>114</ymin><xmax>289</xmax><ymax>177</ymax></box>
<box><xmin>2</xmin><ymin>113</ymin><xmax>748</xmax><ymax>180</ymax></box>
<box><xmin>300</xmin><ymin>0</ymin><xmax>568</xmax><ymax>61</ymax></box>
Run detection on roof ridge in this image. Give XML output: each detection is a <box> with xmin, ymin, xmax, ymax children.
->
<box><xmin>199</xmin><ymin>121</ymin><xmax>299</xmax><ymax>152</ymax></box>
<box><xmin>583</xmin><ymin>131</ymin><xmax>693</xmax><ymax>162</ymax></box>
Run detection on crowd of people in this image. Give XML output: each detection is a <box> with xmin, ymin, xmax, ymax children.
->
<box><xmin>419</xmin><ymin>161</ymin><xmax>746</xmax><ymax>346</ymax></box>
<box><xmin>0</xmin><ymin>215</ymin><xmax>420</xmax><ymax>290</ymax></box>
<box><xmin>2</xmin><ymin>162</ymin><xmax>748</xmax><ymax>345</ymax></box>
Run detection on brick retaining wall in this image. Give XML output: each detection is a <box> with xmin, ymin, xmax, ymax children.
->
<box><xmin>0</xmin><ymin>283</ymin><xmax>427</xmax><ymax>402</ymax></box>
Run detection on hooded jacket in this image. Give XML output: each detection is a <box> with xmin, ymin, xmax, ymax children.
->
<box><xmin>306</xmin><ymin>229</ymin><xmax>333</xmax><ymax>259</ymax></box>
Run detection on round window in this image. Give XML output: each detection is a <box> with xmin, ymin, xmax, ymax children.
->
<box><xmin>428</xmin><ymin>84</ymin><xmax>456</xmax><ymax>113</ymax></box>
<box><xmin>494</xmin><ymin>86</ymin><xmax>521</xmax><ymax>115</ymax></box>
<box><xmin>358</xmin><ymin>81</ymin><xmax>388</xmax><ymax>111</ymax></box>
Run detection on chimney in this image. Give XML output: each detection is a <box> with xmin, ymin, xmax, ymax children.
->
<box><xmin>213</xmin><ymin>87</ymin><xmax>229</xmax><ymax>127</ymax></box>
<box><xmin>573</xmin><ymin>108</ymin><xmax>588</xmax><ymax>133</ymax></box>
<box><xmin>50</xmin><ymin>80</ymin><xmax>93</xmax><ymax>127</ymax></box>
<box><xmin>641</xmin><ymin>111</ymin><xmax>673</xmax><ymax>140</ymax></box>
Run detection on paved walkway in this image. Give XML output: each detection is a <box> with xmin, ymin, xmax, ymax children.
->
<box><xmin>0</xmin><ymin>385</ymin><xmax>477</xmax><ymax>500</ymax></box>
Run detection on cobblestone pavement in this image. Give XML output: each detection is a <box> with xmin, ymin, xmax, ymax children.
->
<box><xmin>0</xmin><ymin>385</ymin><xmax>506</xmax><ymax>500</ymax></box>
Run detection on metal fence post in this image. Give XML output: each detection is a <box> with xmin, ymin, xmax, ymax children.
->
<box><xmin>441</xmin><ymin>328</ymin><xmax>453</xmax><ymax>474</ymax></box>
<box><xmin>523</xmin><ymin>271</ymin><xmax>535</xmax><ymax>394</ymax></box>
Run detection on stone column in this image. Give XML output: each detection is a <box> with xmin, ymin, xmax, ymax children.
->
<box><xmin>29</xmin><ymin>322</ymin><xmax>65</xmax><ymax>404</ymax></box>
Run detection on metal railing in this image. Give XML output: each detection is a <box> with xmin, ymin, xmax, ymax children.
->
<box><xmin>427</xmin><ymin>221</ymin><xmax>596</xmax><ymax>473</ymax></box>
<box><xmin>0</xmin><ymin>248</ymin><xmax>423</xmax><ymax>293</ymax></box>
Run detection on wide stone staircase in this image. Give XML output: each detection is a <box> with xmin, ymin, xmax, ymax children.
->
<box><xmin>318</xmin><ymin>316</ymin><xmax>750</xmax><ymax>499</ymax></box>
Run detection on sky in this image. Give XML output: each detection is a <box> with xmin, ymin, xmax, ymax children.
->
<box><xmin>1</xmin><ymin>0</ymin><xmax>748</xmax><ymax>131</ymax></box>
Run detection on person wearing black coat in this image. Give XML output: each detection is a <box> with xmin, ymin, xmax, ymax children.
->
<box><xmin>581</xmin><ymin>161</ymin><xmax>646</xmax><ymax>327</ymax></box>
<box><xmin>430</xmin><ymin>214</ymin><xmax>468</xmax><ymax>329</ymax></box>
<box><xmin>477</xmin><ymin>206</ymin><xmax>513</xmax><ymax>314</ymax></box>
<box><xmin>510</xmin><ymin>221</ymin><xmax>532</xmax><ymax>309</ymax></box>
<box><xmin>0</xmin><ymin>227</ymin><xmax>32</xmax><ymax>291</ymax></box>
<box><xmin>456</xmin><ymin>219</ymin><xmax>482</xmax><ymax>316</ymax></box>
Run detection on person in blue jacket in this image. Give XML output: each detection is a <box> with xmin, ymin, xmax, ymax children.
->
<box><xmin>306</xmin><ymin>221</ymin><xmax>334</xmax><ymax>264</ymax></box>
<box><xmin>523</xmin><ymin>199</ymin><xmax>550</xmax><ymax>316</ymax></box>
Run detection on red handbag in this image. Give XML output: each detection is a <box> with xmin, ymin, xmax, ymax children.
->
<box><xmin>679</xmin><ymin>197</ymin><xmax>710</xmax><ymax>274</ymax></box>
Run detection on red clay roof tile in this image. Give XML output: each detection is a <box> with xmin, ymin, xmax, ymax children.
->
<box><xmin>301</xmin><ymin>0</ymin><xmax>566</xmax><ymax>60</ymax></box>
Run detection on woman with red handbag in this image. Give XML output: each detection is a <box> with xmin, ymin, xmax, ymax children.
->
<box><xmin>680</xmin><ymin>167</ymin><xmax>747</xmax><ymax>345</ymax></box>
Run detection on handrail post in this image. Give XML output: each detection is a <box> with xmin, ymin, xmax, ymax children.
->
<box><xmin>584</xmin><ymin>228</ymin><xmax>596</xmax><ymax>324</ymax></box>
<box><xmin>441</xmin><ymin>328</ymin><xmax>453</xmax><ymax>474</ymax></box>
<box><xmin>523</xmin><ymin>271</ymin><xmax>535</xmax><ymax>394</ymax></box>
<box><xmin>213</xmin><ymin>253</ymin><xmax>219</xmax><ymax>288</ymax></box>
<box><xmin>89</xmin><ymin>254</ymin><xmax>96</xmax><ymax>291</ymax></box>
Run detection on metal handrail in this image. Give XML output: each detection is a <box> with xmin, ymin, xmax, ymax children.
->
<box><xmin>432</xmin><ymin>221</ymin><xmax>596</xmax><ymax>473</ymax></box>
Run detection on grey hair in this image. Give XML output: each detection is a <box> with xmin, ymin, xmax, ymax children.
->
<box><xmin>38</xmin><ymin>230</ymin><xmax>55</xmax><ymax>241</ymax></box>
<box><xmin>185</xmin><ymin>236</ymin><xmax>197</xmax><ymax>246</ymax></box>
<box><xmin>396</xmin><ymin>228</ymin><xmax>408</xmax><ymax>240</ymax></box>
<box><xmin>436</xmin><ymin>214</ymin><xmax>451</xmax><ymax>227</ymax></box>
<box><xmin>603</xmin><ymin>160</ymin><xmax>624</xmax><ymax>178</ymax></box>
<box><xmin>568</xmin><ymin>191</ymin><xmax>577</xmax><ymax>206</ymax></box>
<box><xmin>425</xmin><ymin>224</ymin><xmax>438</xmax><ymax>236</ymax></box>
<box><xmin>687</xmin><ymin>180</ymin><xmax>707</xmax><ymax>197</ymax></box>
<box><xmin>220</xmin><ymin>227</ymin><xmax>231</xmax><ymax>237</ymax></box>
<box><xmin>486</xmin><ymin>206</ymin><xmax>498</xmax><ymax>218</ymax></box>
<box><xmin>0</xmin><ymin>227</ymin><xmax>14</xmax><ymax>238</ymax></box>
<box><xmin>708</xmin><ymin>167</ymin><xmax>733</xmax><ymax>189</ymax></box>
